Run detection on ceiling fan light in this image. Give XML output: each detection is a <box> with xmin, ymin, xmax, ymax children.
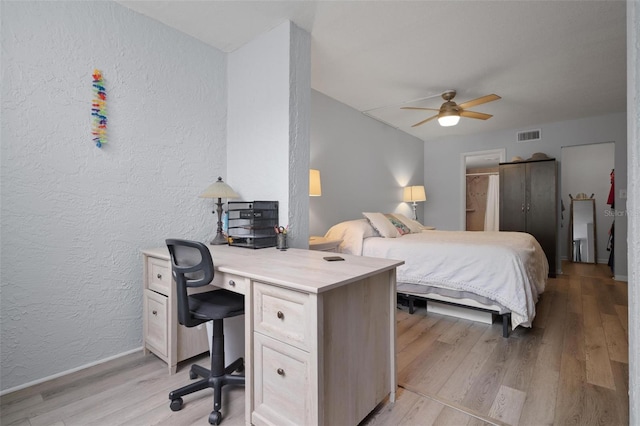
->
<box><xmin>438</xmin><ymin>113</ymin><xmax>460</xmax><ymax>127</ymax></box>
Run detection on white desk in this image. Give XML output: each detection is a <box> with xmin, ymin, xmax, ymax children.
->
<box><xmin>142</xmin><ymin>245</ymin><xmax>403</xmax><ymax>425</ymax></box>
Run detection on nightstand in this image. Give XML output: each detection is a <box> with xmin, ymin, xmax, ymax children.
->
<box><xmin>309</xmin><ymin>236</ymin><xmax>343</xmax><ymax>252</ymax></box>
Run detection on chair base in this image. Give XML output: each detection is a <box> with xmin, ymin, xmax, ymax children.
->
<box><xmin>169</xmin><ymin>357</ymin><xmax>245</xmax><ymax>425</ymax></box>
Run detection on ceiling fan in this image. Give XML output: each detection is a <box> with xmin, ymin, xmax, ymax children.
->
<box><xmin>401</xmin><ymin>90</ymin><xmax>501</xmax><ymax>128</ymax></box>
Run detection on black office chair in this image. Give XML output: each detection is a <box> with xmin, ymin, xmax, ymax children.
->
<box><xmin>166</xmin><ymin>239</ymin><xmax>245</xmax><ymax>425</ymax></box>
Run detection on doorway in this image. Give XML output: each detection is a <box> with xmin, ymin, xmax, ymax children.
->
<box><xmin>460</xmin><ymin>149</ymin><xmax>506</xmax><ymax>230</ymax></box>
<box><xmin>561</xmin><ymin>142</ymin><xmax>615</xmax><ymax>265</ymax></box>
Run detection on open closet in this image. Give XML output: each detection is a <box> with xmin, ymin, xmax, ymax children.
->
<box><xmin>463</xmin><ymin>149</ymin><xmax>504</xmax><ymax>232</ymax></box>
<box><xmin>465</xmin><ymin>167</ymin><xmax>499</xmax><ymax>231</ymax></box>
<box><xmin>560</xmin><ymin>142</ymin><xmax>615</xmax><ymax>271</ymax></box>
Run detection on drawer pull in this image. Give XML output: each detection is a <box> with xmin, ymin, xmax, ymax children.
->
<box><xmin>277</xmin><ymin>311</ymin><xmax>284</xmax><ymax>319</ymax></box>
<box><xmin>277</xmin><ymin>368</ymin><xmax>285</xmax><ymax>376</ymax></box>
<box><xmin>228</xmin><ymin>280</ymin><xmax>236</xmax><ymax>287</ymax></box>
<box><xmin>157</xmin><ymin>273</ymin><xmax>162</xmax><ymax>279</ymax></box>
<box><xmin>152</xmin><ymin>310</ymin><xmax>158</xmax><ymax>316</ymax></box>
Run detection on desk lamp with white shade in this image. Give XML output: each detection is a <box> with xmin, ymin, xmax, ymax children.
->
<box><xmin>199</xmin><ymin>177</ymin><xmax>239</xmax><ymax>245</ymax></box>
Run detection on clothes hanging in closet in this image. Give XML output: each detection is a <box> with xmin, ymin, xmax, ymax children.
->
<box><xmin>607</xmin><ymin>169</ymin><xmax>615</xmax><ymax>273</ymax></box>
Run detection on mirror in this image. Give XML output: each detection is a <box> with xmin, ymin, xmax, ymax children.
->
<box><xmin>569</xmin><ymin>197</ymin><xmax>597</xmax><ymax>263</ymax></box>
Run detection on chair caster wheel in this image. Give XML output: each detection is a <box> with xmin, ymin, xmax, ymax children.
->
<box><xmin>209</xmin><ymin>410</ymin><xmax>222</xmax><ymax>425</ymax></box>
<box><xmin>169</xmin><ymin>397</ymin><xmax>183</xmax><ymax>412</ymax></box>
<box><xmin>189</xmin><ymin>370</ymin><xmax>198</xmax><ymax>379</ymax></box>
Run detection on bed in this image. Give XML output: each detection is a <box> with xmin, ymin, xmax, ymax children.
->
<box><xmin>324</xmin><ymin>214</ymin><xmax>548</xmax><ymax>337</ymax></box>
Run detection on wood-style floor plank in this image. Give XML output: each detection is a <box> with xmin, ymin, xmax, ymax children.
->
<box><xmin>436</xmin><ymin>327</ymin><xmax>501</xmax><ymax>404</ymax></box>
<box><xmin>487</xmin><ymin>385</ymin><xmax>527</xmax><ymax>426</ymax></box>
<box><xmin>602</xmin><ymin>313</ymin><xmax>629</xmax><ymax>363</ymax></box>
<box><xmin>395</xmin><ymin>393</ymin><xmax>446</xmax><ymax>425</ymax></box>
<box><xmin>407</xmin><ymin>322</ymin><xmax>486</xmax><ymax>396</ymax></box>
<box><xmin>584</xmin><ymin>324</ymin><xmax>616</xmax><ymax>389</ymax></box>
<box><xmin>362</xmin><ymin>387</ymin><xmax>427</xmax><ymax>426</ymax></box>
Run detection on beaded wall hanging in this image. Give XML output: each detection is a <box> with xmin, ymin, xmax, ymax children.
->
<box><xmin>91</xmin><ymin>69</ymin><xmax>107</xmax><ymax>148</ymax></box>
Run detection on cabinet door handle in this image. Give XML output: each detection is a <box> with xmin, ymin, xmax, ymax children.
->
<box><xmin>527</xmin><ymin>204</ymin><xmax>530</xmax><ymax>212</ymax></box>
<box><xmin>277</xmin><ymin>368</ymin><xmax>285</xmax><ymax>376</ymax></box>
<box><xmin>277</xmin><ymin>311</ymin><xmax>284</xmax><ymax>319</ymax></box>
<box><xmin>152</xmin><ymin>310</ymin><xmax>157</xmax><ymax>316</ymax></box>
<box><xmin>157</xmin><ymin>273</ymin><xmax>162</xmax><ymax>279</ymax></box>
<box><xmin>228</xmin><ymin>280</ymin><xmax>235</xmax><ymax>287</ymax></box>
<box><xmin>521</xmin><ymin>203</ymin><xmax>525</xmax><ymax>212</ymax></box>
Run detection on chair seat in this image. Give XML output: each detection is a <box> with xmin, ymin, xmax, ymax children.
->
<box><xmin>189</xmin><ymin>289</ymin><xmax>245</xmax><ymax>321</ymax></box>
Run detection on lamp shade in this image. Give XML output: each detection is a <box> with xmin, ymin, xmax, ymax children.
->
<box><xmin>309</xmin><ymin>169</ymin><xmax>322</xmax><ymax>196</ymax></box>
<box><xmin>403</xmin><ymin>185</ymin><xmax>426</xmax><ymax>202</ymax></box>
<box><xmin>199</xmin><ymin>177</ymin><xmax>239</xmax><ymax>199</ymax></box>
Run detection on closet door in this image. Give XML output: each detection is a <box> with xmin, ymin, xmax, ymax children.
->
<box><xmin>526</xmin><ymin>160</ymin><xmax>557</xmax><ymax>276</ymax></box>
<box><xmin>499</xmin><ymin>163</ymin><xmax>526</xmax><ymax>232</ymax></box>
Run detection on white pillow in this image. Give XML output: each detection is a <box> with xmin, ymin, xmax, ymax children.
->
<box><xmin>391</xmin><ymin>213</ymin><xmax>424</xmax><ymax>234</ymax></box>
<box><xmin>324</xmin><ymin>219</ymin><xmax>377</xmax><ymax>255</ymax></box>
<box><xmin>362</xmin><ymin>212</ymin><xmax>400</xmax><ymax>238</ymax></box>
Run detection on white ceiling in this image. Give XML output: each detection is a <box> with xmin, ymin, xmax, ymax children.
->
<box><xmin>116</xmin><ymin>0</ymin><xmax>627</xmax><ymax>142</ymax></box>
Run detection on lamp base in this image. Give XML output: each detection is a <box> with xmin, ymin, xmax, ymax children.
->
<box><xmin>210</xmin><ymin>232</ymin><xmax>228</xmax><ymax>245</ymax></box>
<box><xmin>209</xmin><ymin>198</ymin><xmax>228</xmax><ymax>245</ymax></box>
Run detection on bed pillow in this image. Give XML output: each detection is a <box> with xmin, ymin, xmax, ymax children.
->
<box><xmin>385</xmin><ymin>214</ymin><xmax>412</xmax><ymax>235</ymax></box>
<box><xmin>362</xmin><ymin>212</ymin><xmax>400</xmax><ymax>238</ymax></box>
<box><xmin>391</xmin><ymin>213</ymin><xmax>424</xmax><ymax>234</ymax></box>
<box><xmin>324</xmin><ymin>219</ymin><xmax>377</xmax><ymax>255</ymax></box>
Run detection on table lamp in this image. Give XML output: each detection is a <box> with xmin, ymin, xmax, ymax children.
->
<box><xmin>403</xmin><ymin>185</ymin><xmax>426</xmax><ymax>220</ymax></box>
<box><xmin>199</xmin><ymin>177</ymin><xmax>239</xmax><ymax>245</ymax></box>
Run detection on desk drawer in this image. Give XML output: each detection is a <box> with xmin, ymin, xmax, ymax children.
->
<box><xmin>252</xmin><ymin>333</ymin><xmax>313</xmax><ymax>426</ymax></box>
<box><xmin>144</xmin><ymin>289</ymin><xmax>168</xmax><ymax>357</ymax></box>
<box><xmin>147</xmin><ymin>257</ymin><xmax>171</xmax><ymax>296</ymax></box>
<box><xmin>253</xmin><ymin>282</ymin><xmax>313</xmax><ymax>352</ymax></box>
<box><xmin>212</xmin><ymin>272</ymin><xmax>245</xmax><ymax>295</ymax></box>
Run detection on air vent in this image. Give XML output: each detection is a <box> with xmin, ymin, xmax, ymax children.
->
<box><xmin>517</xmin><ymin>129</ymin><xmax>541</xmax><ymax>142</ymax></box>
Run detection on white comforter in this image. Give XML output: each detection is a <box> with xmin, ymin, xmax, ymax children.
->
<box><xmin>362</xmin><ymin>231</ymin><xmax>548</xmax><ymax>328</ymax></box>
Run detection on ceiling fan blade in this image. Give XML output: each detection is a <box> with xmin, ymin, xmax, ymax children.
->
<box><xmin>458</xmin><ymin>94</ymin><xmax>501</xmax><ymax>110</ymax></box>
<box><xmin>401</xmin><ymin>106</ymin><xmax>440</xmax><ymax>111</ymax></box>
<box><xmin>411</xmin><ymin>114</ymin><xmax>439</xmax><ymax>127</ymax></box>
<box><xmin>460</xmin><ymin>110</ymin><xmax>493</xmax><ymax>120</ymax></box>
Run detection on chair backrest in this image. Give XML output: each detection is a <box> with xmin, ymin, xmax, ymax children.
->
<box><xmin>166</xmin><ymin>239</ymin><xmax>215</xmax><ymax>327</ymax></box>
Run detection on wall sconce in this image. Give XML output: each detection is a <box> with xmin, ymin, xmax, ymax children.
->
<box><xmin>199</xmin><ymin>177</ymin><xmax>239</xmax><ymax>245</ymax></box>
<box><xmin>403</xmin><ymin>185</ymin><xmax>426</xmax><ymax>220</ymax></box>
<box><xmin>310</xmin><ymin>169</ymin><xmax>322</xmax><ymax>196</ymax></box>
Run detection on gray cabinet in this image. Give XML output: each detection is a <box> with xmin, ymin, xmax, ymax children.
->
<box><xmin>499</xmin><ymin>159</ymin><xmax>557</xmax><ymax>276</ymax></box>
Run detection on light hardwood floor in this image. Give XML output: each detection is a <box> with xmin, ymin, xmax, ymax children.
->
<box><xmin>364</xmin><ymin>261</ymin><xmax>628</xmax><ymax>426</ymax></box>
<box><xmin>1</xmin><ymin>262</ymin><xmax>628</xmax><ymax>426</ymax></box>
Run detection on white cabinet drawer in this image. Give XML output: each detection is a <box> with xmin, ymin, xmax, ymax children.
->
<box><xmin>212</xmin><ymin>271</ymin><xmax>245</xmax><ymax>295</ymax></box>
<box><xmin>253</xmin><ymin>282</ymin><xmax>313</xmax><ymax>351</ymax></box>
<box><xmin>147</xmin><ymin>257</ymin><xmax>171</xmax><ymax>295</ymax></box>
<box><xmin>252</xmin><ymin>333</ymin><xmax>313</xmax><ymax>426</ymax></box>
<box><xmin>144</xmin><ymin>289</ymin><xmax>168</xmax><ymax>357</ymax></box>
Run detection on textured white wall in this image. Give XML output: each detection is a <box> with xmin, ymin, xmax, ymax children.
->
<box><xmin>227</xmin><ymin>21</ymin><xmax>310</xmax><ymax>248</ymax></box>
<box><xmin>626</xmin><ymin>0</ymin><xmax>639</xmax><ymax>422</ymax></box>
<box><xmin>1</xmin><ymin>1</ymin><xmax>227</xmax><ymax>391</ymax></box>
<box><xmin>423</xmin><ymin>112</ymin><xmax>628</xmax><ymax>277</ymax></box>
<box><xmin>310</xmin><ymin>91</ymin><xmax>425</xmax><ymax>236</ymax></box>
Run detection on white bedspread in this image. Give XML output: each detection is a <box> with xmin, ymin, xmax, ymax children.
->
<box><xmin>362</xmin><ymin>231</ymin><xmax>548</xmax><ymax>329</ymax></box>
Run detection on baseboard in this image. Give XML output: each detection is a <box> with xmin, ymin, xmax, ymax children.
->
<box><xmin>0</xmin><ymin>347</ymin><xmax>143</xmax><ymax>396</ymax></box>
<box><xmin>614</xmin><ymin>275</ymin><xmax>628</xmax><ymax>282</ymax></box>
